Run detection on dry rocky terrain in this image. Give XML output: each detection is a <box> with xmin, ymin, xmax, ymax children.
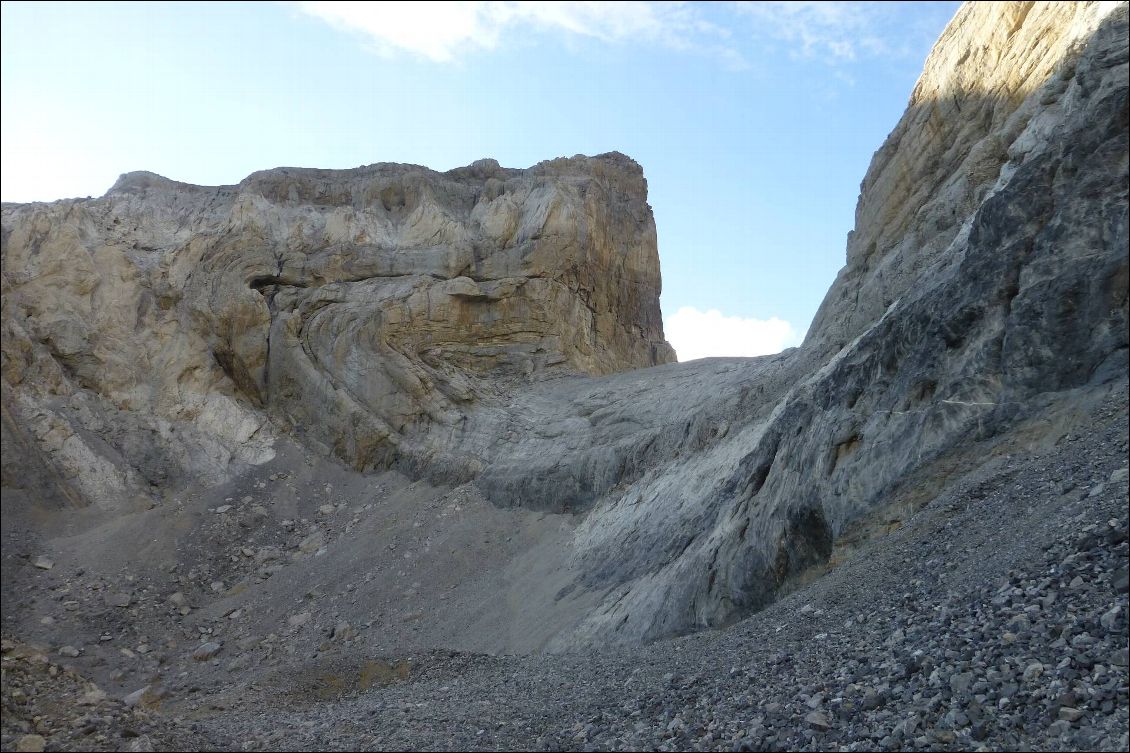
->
<box><xmin>2</xmin><ymin>1</ymin><xmax>1128</xmax><ymax>751</ymax></box>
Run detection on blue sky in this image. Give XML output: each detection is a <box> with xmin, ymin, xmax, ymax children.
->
<box><xmin>0</xmin><ymin>1</ymin><xmax>960</xmax><ymax>360</ymax></box>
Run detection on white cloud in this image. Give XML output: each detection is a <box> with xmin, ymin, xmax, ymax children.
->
<box><xmin>295</xmin><ymin>1</ymin><xmax>950</xmax><ymax>70</ymax></box>
<box><xmin>734</xmin><ymin>1</ymin><xmax>923</xmax><ymax>64</ymax></box>
<box><xmin>294</xmin><ymin>1</ymin><xmax>738</xmax><ymax>63</ymax></box>
<box><xmin>665</xmin><ymin>306</ymin><xmax>800</xmax><ymax>362</ymax></box>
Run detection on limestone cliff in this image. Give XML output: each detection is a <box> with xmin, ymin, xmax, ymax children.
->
<box><xmin>810</xmin><ymin>1</ymin><xmax>1128</xmax><ymax>358</ymax></box>
<box><xmin>2</xmin><ymin>153</ymin><xmax>674</xmax><ymax>507</ymax></box>
<box><xmin>552</xmin><ymin>0</ymin><xmax>1129</xmax><ymax>645</ymax></box>
<box><xmin>1</xmin><ymin>1</ymin><xmax>1126</xmax><ymax>650</ymax></box>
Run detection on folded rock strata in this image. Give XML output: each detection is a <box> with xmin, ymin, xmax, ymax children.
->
<box><xmin>2</xmin><ymin>1</ymin><xmax>1126</xmax><ymax>647</ymax></box>
<box><xmin>2</xmin><ymin>153</ymin><xmax>674</xmax><ymax>506</ymax></box>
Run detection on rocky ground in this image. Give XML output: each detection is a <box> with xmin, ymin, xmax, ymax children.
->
<box><xmin>3</xmin><ymin>381</ymin><xmax>1127</xmax><ymax>752</ymax></box>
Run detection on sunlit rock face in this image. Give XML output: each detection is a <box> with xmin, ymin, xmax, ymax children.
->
<box><xmin>1</xmin><ymin>153</ymin><xmax>674</xmax><ymax>506</ymax></box>
<box><xmin>808</xmin><ymin>0</ymin><xmax>1126</xmax><ymax>356</ymax></box>
<box><xmin>1</xmin><ymin>1</ymin><xmax>1126</xmax><ymax>649</ymax></box>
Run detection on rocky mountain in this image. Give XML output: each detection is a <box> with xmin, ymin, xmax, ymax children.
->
<box><xmin>2</xmin><ymin>153</ymin><xmax>673</xmax><ymax>505</ymax></box>
<box><xmin>1</xmin><ymin>2</ymin><xmax>1127</xmax><ymax>751</ymax></box>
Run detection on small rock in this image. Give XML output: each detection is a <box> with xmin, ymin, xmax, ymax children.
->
<box><xmin>32</xmin><ymin>556</ymin><xmax>54</xmax><ymax>570</ymax></box>
<box><xmin>288</xmin><ymin>611</ymin><xmax>312</xmax><ymax>628</ymax></box>
<box><xmin>126</xmin><ymin>736</ymin><xmax>156</xmax><ymax>753</ymax></box>
<box><xmin>1058</xmin><ymin>707</ymin><xmax>1085</xmax><ymax>722</ymax></box>
<box><xmin>215</xmin><ymin>505</ymin><xmax>232</xmax><ymax>514</ymax></box>
<box><xmin>1113</xmin><ymin>567</ymin><xmax>1129</xmax><ymax>595</ymax></box>
<box><xmin>78</xmin><ymin>686</ymin><xmax>107</xmax><ymax>705</ymax></box>
<box><xmin>58</xmin><ymin>645</ymin><xmax>80</xmax><ymax>657</ymax></box>
<box><xmin>192</xmin><ymin>641</ymin><xmax>222</xmax><ymax>661</ymax></box>
<box><xmin>805</xmin><ymin>710</ymin><xmax>832</xmax><ymax>731</ymax></box>
<box><xmin>1109</xmin><ymin>467</ymin><xmax>1129</xmax><ymax>484</ymax></box>
<box><xmin>950</xmin><ymin>672</ymin><xmax>973</xmax><ymax>693</ymax></box>
<box><xmin>105</xmin><ymin>592</ymin><xmax>131</xmax><ymax>608</ymax></box>
<box><xmin>298</xmin><ymin>530</ymin><xmax>325</xmax><ymax>554</ymax></box>
<box><xmin>123</xmin><ymin>686</ymin><xmax>152</xmax><ymax>707</ymax></box>
<box><xmin>15</xmin><ymin>735</ymin><xmax>46</xmax><ymax>753</ymax></box>
<box><xmin>332</xmin><ymin>621</ymin><xmax>356</xmax><ymax>641</ymax></box>
<box><xmin>168</xmin><ymin>591</ymin><xmax>186</xmax><ymax>607</ymax></box>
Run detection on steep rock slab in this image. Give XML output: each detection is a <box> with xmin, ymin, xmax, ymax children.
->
<box><xmin>808</xmin><ymin>0</ymin><xmax>1126</xmax><ymax>355</ymax></box>
<box><xmin>535</xmin><ymin>0</ymin><xmax>1129</xmax><ymax>646</ymax></box>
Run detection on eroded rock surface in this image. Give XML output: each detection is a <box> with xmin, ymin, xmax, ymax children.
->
<box><xmin>2</xmin><ymin>0</ymin><xmax>1127</xmax><ymax>657</ymax></box>
<box><xmin>492</xmin><ymin>0</ymin><xmax>1130</xmax><ymax>647</ymax></box>
<box><xmin>2</xmin><ymin>153</ymin><xmax>674</xmax><ymax>506</ymax></box>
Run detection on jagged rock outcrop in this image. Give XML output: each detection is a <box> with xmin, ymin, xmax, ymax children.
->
<box><xmin>1</xmin><ymin>1</ymin><xmax>1126</xmax><ymax>649</ymax></box>
<box><xmin>2</xmin><ymin>153</ymin><xmax>674</xmax><ymax>506</ymax></box>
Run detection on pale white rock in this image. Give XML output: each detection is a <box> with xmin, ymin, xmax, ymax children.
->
<box><xmin>288</xmin><ymin>611</ymin><xmax>312</xmax><ymax>628</ymax></box>
<box><xmin>297</xmin><ymin>530</ymin><xmax>325</xmax><ymax>554</ymax></box>
<box><xmin>192</xmin><ymin>641</ymin><xmax>222</xmax><ymax>661</ymax></box>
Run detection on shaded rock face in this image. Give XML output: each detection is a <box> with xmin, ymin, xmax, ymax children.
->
<box><xmin>2</xmin><ymin>2</ymin><xmax>1127</xmax><ymax>648</ymax></box>
<box><xmin>2</xmin><ymin>153</ymin><xmax>674</xmax><ymax>503</ymax></box>
<box><xmin>551</xmin><ymin>0</ymin><xmax>1128</xmax><ymax>646</ymax></box>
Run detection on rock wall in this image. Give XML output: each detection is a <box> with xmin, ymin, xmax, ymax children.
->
<box><xmin>1</xmin><ymin>153</ymin><xmax>675</xmax><ymax>506</ymax></box>
<box><xmin>550</xmin><ymin>0</ymin><xmax>1129</xmax><ymax>645</ymax></box>
<box><xmin>809</xmin><ymin>1</ymin><xmax>1125</xmax><ymax>355</ymax></box>
<box><xmin>2</xmin><ymin>1</ymin><xmax>1126</xmax><ymax>648</ymax></box>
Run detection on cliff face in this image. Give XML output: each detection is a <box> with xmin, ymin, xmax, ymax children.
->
<box><xmin>2</xmin><ymin>153</ymin><xmax>674</xmax><ymax>506</ymax></box>
<box><xmin>2</xmin><ymin>2</ymin><xmax>1127</xmax><ymax>649</ymax></box>
<box><xmin>552</xmin><ymin>0</ymin><xmax>1129</xmax><ymax>645</ymax></box>
<box><xmin>809</xmin><ymin>0</ymin><xmax>1126</xmax><ymax>355</ymax></box>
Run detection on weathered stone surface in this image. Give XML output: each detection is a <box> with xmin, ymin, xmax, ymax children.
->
<box><xmin>807</xmin><ymin>0</ymin><xmax>1125</xmax><ymax>357</ymax></box>
<box><xmin>191</xmin><ymin>642</ymin><xmax>222</xmax><ymax>661</ymax></box>
<box><xmin>534</xmin><ymin>0</ymin><xmax>1129</xmax><ymax>646</ymax></box>
<box><xmin>0</xmin><ymin>1</ymin><xmax>1126</xmax><ymax>653</ymax></box>
<box><xmin>1</xmin><ymin>153</ymin><xmax>673</xmax><ymax>508</ymax></box>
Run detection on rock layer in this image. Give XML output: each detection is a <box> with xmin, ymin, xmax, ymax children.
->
<box><xmin>2</xmin><ymin>153</ymin><xmax>674</xmax><ymax>504</ymax></box>
<box><xmin>551</xmin><ymin>0</ymin><xmax>1129</xmax><ymax>645</ymax></box>
<box><xmin>1</xmin><ymin>1</ymin><xmax>1127</xmax><ymax>649</ymax></box>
